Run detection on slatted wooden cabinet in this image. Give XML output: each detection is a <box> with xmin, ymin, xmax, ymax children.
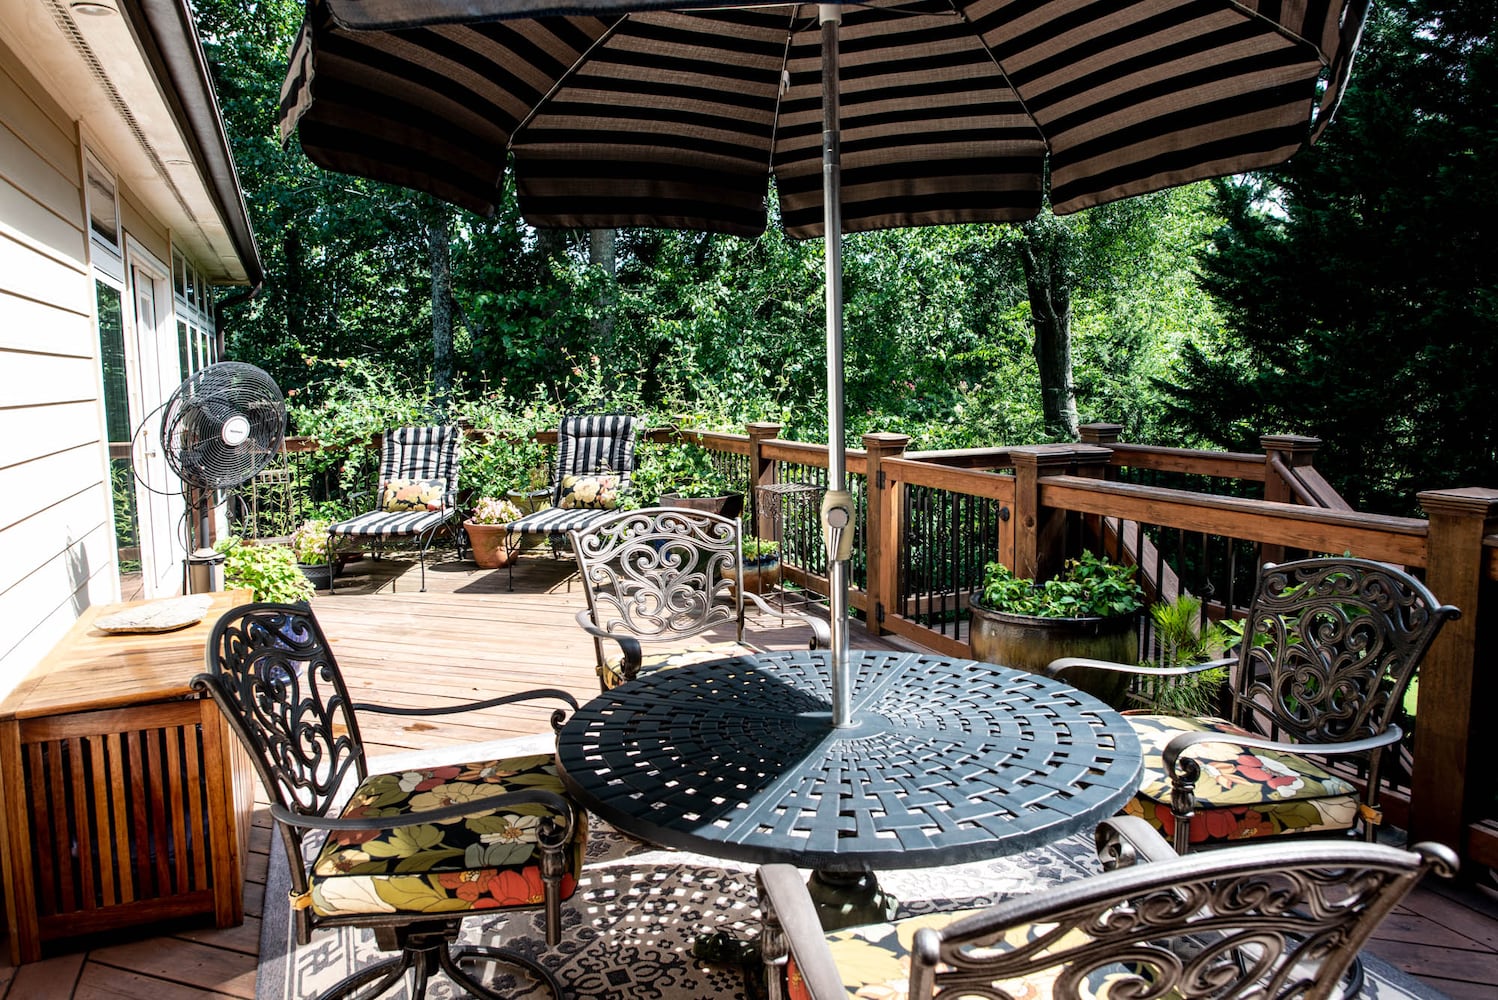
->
<box><xmin>0</xmin><ymin>591</ymin><xmax>254</xmax><ymax>964</ymax></box>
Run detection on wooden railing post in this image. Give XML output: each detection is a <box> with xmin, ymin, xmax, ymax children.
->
<box><xmin>1261</xmin><ymin>434</ymin><xmax>1321</xmax><ymax>563</ymax></box>
<box><xmin>746</xmin><ymin>422</ymin><xmax>782</xmax><ymax>540</ymax></box>
<box><xmin>1078</xmin><ymin>422</ymin><xmax>1123</xmax><ymax>448</ymax></box>
<box><xmin>1009</xmin><ymin>444</ymin><xmax>1113</xmax><ymax>581</ymax></box>
<box><xmin>862</xmin><ymin>432</ymin><xmax>910</xmax><ymax>635</ymax></box>
<box><xmin>1410</xmin><ymin>487</ymin><xmax>1498</xmax><ymax>858</ymax></box>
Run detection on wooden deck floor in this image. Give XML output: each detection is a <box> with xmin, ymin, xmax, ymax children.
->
<box><xmin>1</xmin><ymin>548</ymin><xmax>1494</xmax><ymax>999</ymax></box>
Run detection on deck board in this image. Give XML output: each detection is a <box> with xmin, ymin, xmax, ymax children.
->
<box><xmin>1</xmin><ymin>548</ymin><xmax>1493</xmax><ymax>998</ymax></box>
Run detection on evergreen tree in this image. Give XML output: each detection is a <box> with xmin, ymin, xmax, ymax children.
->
<box><xmin>1164</xmin><ymin>1</ymin><xmax>1498</xmax><ymax>514</ymax></box>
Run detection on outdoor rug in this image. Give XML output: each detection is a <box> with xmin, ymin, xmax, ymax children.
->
<box><xmin>258</xmin><ymin>736</ymin><xmax>1443</xmax><ymax>1000</ymax></box>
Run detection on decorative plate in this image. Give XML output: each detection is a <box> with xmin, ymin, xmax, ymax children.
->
<box><xmin>94</xmin><ymin>594</ymin><xmax>214</xmax><ymax>634</ymax></box>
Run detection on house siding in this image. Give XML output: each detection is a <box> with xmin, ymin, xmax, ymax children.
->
<box><xmin>0</xmin><ymin>40</ymin><xmax>120</xmax><ymax>697</ymax></box>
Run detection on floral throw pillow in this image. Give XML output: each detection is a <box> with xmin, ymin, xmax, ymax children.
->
<box><xmin>380</xmin><ymin>478</ymin><xmax>446</xmax><ymax>512</ymax></box>
<box><xmin>559</xmin><ymin>472</ymin><xmax>620</xmax><ymax>510</ymax></box>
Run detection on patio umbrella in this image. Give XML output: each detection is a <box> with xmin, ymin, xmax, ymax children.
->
<box><xmin>281</xmin><ymin>0</ymin><xmax>1368</xmax><ymax>727</ymax></box>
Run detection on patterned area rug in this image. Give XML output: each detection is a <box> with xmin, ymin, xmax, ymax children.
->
<box><xmin>258</xmin><ymin>737</ymin><xmax>1442</xmax><ymax>1000</ymax></box>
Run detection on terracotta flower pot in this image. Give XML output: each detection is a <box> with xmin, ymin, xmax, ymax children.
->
<box><xmin>464</xmin><ymin>520</ymin><xmax>516</xmax><ymax>569</ymax></box>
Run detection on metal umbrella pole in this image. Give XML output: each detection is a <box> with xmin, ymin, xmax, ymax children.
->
<box><xmin>818</xmin><ymin>3</ymin><xmax>855</xmax><ymax>728</ymax></box>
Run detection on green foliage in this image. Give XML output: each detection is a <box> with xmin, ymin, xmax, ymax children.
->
<box><xmin>215</xmin><ymin>536</ymin><xmax>314</xmax><ymax>603</ymax></box>
<box><xmin>290</xmin><ymin>519</ymin><xmax>331</xmax><ymax>565</ymax></box>
<box><xmin>1137</xmin><ymin>596</ymin><xmax>1230</xmax><ymax>716</ymax></box>
<box><xmin>977</xmin><ymin>552</ymin><xmax>1144</xmax><ymax>619</ymax></box>
<box><xmin>1161</xmin><ymin>0</ymin><xmax>1498</xmax><ymax>513</ymax></box>
<box><xmin>455</xmin><ymin>390</ymin><xmax>557</xmax><ymax>500</ymax></box>
<box><xmin>629</xmin><ymin>441</ymin><xmax>742</xmax><ymax>502</ymax></box>
<box><xmin>743</xmin><ymin>536</ymin><xmax>780</xmax><ymax>564</ymax></box>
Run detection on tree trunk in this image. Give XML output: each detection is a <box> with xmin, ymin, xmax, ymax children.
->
<box><xmin>1019</xmin><ymin>223</ymin><xmax>1079</xmax><ymax>441</ymax></box>
<box><xmin>588</xmin><ymin>229</ymin><xmax>617</xmax><ymax>344</ymax></box>
<box><xmin>426</xmin><ymin>207</ymin><xmax>453</xmax><ymax>409</ymax></box>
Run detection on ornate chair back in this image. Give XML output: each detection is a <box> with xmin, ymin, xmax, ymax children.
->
<box><xmin>571</xmin><ymin>507</ymin><xmax>744</xmax><ymax>648</ymax></box>
<box><xmin>1226</xmin><ymin>557</ymin><xmax>1457</xmax><ymax>745</ymax></box>
<box><xmin>904</xmin><ymin>840</ymin><xmax>1453</xmax><ymax>1000</ymax></box>
<box><xmin>195</xmin><ymin>603</ymin><xmax>367</xmax><ymax>941</ymax></box>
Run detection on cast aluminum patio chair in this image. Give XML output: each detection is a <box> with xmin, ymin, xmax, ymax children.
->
<box><xmin>325</xmin><ymin>424</ymin><xmax>463</xmax><ymax>593</ymax></box>
<box><xmin>1050</xmin><ymin>556</ymin><xmax>1458</xmax><ymax>852</ymax></box>
<box><xmin>759</xmin><ymin>816</ymin><xmax>1456</xmax><ymax>1000</ymax></box>
<box><xmin>194</xmin><ymin>602</ymin><xmax>585</xmax><ymax>1000</ymax></box>
<box><xmin>570</xmin><ymin>507</ymin><xmax>830</xmax><ymax>690</ymax></box>
<box><xmin>501</xmin><ymin>413</ymin><xmax>640</xmax><ymax>583</ymax></box>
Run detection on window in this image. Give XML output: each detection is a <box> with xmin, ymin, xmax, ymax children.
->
<box><xmin>172</xmin><ymin>250</ymin><xmax>217</xmax><ymax>376</ymax></box>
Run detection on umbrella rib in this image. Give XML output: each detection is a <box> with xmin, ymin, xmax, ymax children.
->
<box><xmin>943</xmin><ymin>0</ymin><xmax>1051</xmax><ymax>157</ymax></box>
<box><xmin>765</xmin><ymin>5</ymin><xmax>803</xmax><ymax>182</ymax></box>
<box><xmin>508</xmin><ymin>14</ymin><xmax>634</xmax><ymax>150</ymax></box>
<box><xmin>1224</xmin><ymin>0</ymin><xmax>1334</xmax><ymax>66</ymax></box>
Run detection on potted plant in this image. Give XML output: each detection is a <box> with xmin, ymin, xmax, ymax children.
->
<box><xmin>215</xmin><ymin>536</ymin><xmax>314</xmax><ymax>603</ymax></box>
<box><xmin>968</xmin><ymin>551</ymin><xmax>1145</xmax><ymax>707</ymax></box>
<box><xmin>464</xmin><ymin>496</ymin><xmax>523</xmax><ymax>569</ymax></box>
<box><xmin>727</xmin><ymin>536</ymin><xmax>782</xmax><ymax>595</ymax></box>
<box><xmin>632</xmin><ymin>441</ymin><xmax>744</xmax><ymax>518</ymax></box>
<box><xmin>1130</xmin><ymin>594</ymin><xmax>1231</xmax><ymax>715</ymax></box>
<box><xmin>291</xmin><ymin>519</ymin><xmax>334</xmax><ymax>590</ymax></box>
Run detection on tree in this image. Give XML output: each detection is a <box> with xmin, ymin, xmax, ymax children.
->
<box><xmin>1164</xmin><ymin>0</ymin><xmax>1498</xmax><ymax>513</ymax></box>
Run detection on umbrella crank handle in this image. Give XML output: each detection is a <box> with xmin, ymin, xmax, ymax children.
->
<box><xmin>821</xmin><ymin>490</ymin><xmax>855</xmax><ymax>563</ymax></box>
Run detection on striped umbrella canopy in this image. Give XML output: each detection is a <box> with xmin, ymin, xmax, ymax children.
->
<box><xmin>281</xmin><ymin>0</ymin><xmax>1367</xmax><ymax>724</ymax></box>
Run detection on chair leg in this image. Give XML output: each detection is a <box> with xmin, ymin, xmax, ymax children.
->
<box><xmin>315</xmin><ymin>925</ymin><xmax>562</xmax><ymax>1000</ymax></box>
<box><xmin>444</xmin><ymin>944</ymin><xmax>564</xmax><ymax>1000</ymax></box>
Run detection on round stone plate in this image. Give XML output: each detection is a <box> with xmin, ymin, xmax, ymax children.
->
<box><xmin>95</xmin><ymin>594</ymin><xmax>214</xmax><ymax>634</ymax></box>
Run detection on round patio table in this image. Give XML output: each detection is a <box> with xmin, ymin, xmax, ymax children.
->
<box><xmin>556</xmin><ymin>649</ymin><xmax>1143</xmax><ymax>894</ymax></box>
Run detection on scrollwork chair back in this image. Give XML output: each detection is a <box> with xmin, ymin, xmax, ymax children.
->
<box><xmin>762</xmin><ymin>837</ymin><xmax>1457</xmax><ymax>1000</ymax></box>
<box><xmin>1229</xmin><ymin>558</ymin><xmax>1455</xmax><ymax>745</ymax></box>
<box><xmin>572</xmin><ymin>507</ymin><xmax>743</xmax><ymax>646</ymax></box>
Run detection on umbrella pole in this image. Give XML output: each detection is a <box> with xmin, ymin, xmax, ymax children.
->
<box><xmin>819</xmin><ymin>4</ymin><xmax>854</xmax><ymax>728</ymax></box>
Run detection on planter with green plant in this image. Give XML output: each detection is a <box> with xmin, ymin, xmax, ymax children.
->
<box><xmin>464</xmin><ymin>496</ymin><xmax>524</xmax><ymax>569</ymax></box>
<box><xmin>215</xmin><ymin>536</ymin><xmax>314</xmax><ymax>604</ymax></box>
<box><xmin>968</xmin><ymin>551</ymin><xmax>1145</xmax><ymax>707</ymax></box>
<box><xmin>727</xmin><ymin>536</ymin><xmax>782</xmax><ymax>595</ymax></box>
<box><xmin>290</xmin><ymin>519</ymin><xmax>334</xmax><ymax>590</ymax></box>
<box><xmin>630</xmin><ymin>440</ymin><xmax>744</xmax><ymax>518</ymax></box>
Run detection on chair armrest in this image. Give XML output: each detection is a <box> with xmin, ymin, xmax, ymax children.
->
<box><xmin>743</xmin><ymin>590</ymin><xmax>832</xmax><ymax>648</ymax></box>
<box><xmin>273</xmin><ymin>786</ymin><xmax>579</xmax><ymax>835</ymax></box>
<box><xmin>354</xmin><ymin>689</ymin><xmax>579</xmax><ymax>733</ymax></box>
<box><xmin>573</xmin><ymin>608</ymin><xmax>643</xmax><ymax>676</ymax></box>
<box><xmin>758</xmin><ymin>864</ymin><xmax>847</xmax><ymax>1000</ymax></box>
<box><xmin>1047</xmin><ymin>656</ymin><xmax>1234</xmax><ymax>679</ymax></box>
<box><xmin>1094</xmin><ymin>816</ymin><xmax>1179</xmax><ymax>870</ymax></box>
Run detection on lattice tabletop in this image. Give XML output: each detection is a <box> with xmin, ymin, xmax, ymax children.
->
<box><xmin>557</xmin><ymin>649</ymin><xmax>1143</xmax><ymax>871</ymax></box>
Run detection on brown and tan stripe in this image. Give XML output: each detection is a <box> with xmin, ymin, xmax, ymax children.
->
<box><xmin>284</xmin><ymin>0</ymin><xmax>1364</xmax><ymax>232</ymax></box>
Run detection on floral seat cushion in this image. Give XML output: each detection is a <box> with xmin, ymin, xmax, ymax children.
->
<box><xmin>788</xmin><ymin>910</ymin><xmax>1153</xmax><ymax>1000</ymax></box>
<box><xmin>1123</xmin><ymin>714</ymin><xmax>1359</xmax><ymax>846</ymax></box>
<box><xmin>308</xmin><ymin>753</ymin><xmax>585</xmax><ymax>917</ymax></box>
<box><xmin>599</xmin><ymin>639</ymin><xmax>759</xmax><ymax>690</ymax></box>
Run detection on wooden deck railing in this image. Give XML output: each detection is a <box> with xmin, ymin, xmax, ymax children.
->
<box><xmin>243</xmin><ymin>421</ymin><xmax>1498</xmax><ymax>872</ymax></box>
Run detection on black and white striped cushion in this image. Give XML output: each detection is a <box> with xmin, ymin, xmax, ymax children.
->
<box><xmin>505</xmin><ymin>506</ymin><xmax>619</xmax><ymax>538</ymax></box>
<box><xmin>551</xmin><ymin>415</ymin><xmax>639</xmax><ymax>505</ymax></box>
<box><xmin>379</xmin><ymin>425</ymin><xmax>460</xmax><ymax>492</ymax></box>
<box><xmin>331</xmin><ymin>509</ymin><xmax>448</xmax><ymax>540</ymax></box>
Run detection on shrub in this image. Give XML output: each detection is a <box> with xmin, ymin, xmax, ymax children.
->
<box><xmin>215</xmin><ymin>536</ymin><xmax>313</xmax><ymax>603</ymax></box>
<box><xmin>977</xmin><ymin>551</ymin><xmax>1144</xmax><ymax>619</ymax></box>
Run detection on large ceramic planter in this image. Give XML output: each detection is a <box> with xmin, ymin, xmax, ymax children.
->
<box><xmin>967</xmin><ymin>596</ymin><xmax>1138</xmax><ymax>708</ymax></box>
<box><xmin>659</xmin><ymin>492</ymin><xmax>745</xmax><ymax>520</ymax></box>
<box><xmin>464</xmin><ymin>520</ymin><xmax>516</xmax><ymax>569</ymax></box>
<box><xmin>727</xmin><ymin>557</ymin><xmax>782</xmax><ymax>595</ymax></box>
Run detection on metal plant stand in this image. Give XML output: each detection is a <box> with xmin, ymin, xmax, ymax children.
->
<box><xmin>753</xmin><ymin>481</ymin><xmax>826</xmax><ymax>612</ymax></box>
